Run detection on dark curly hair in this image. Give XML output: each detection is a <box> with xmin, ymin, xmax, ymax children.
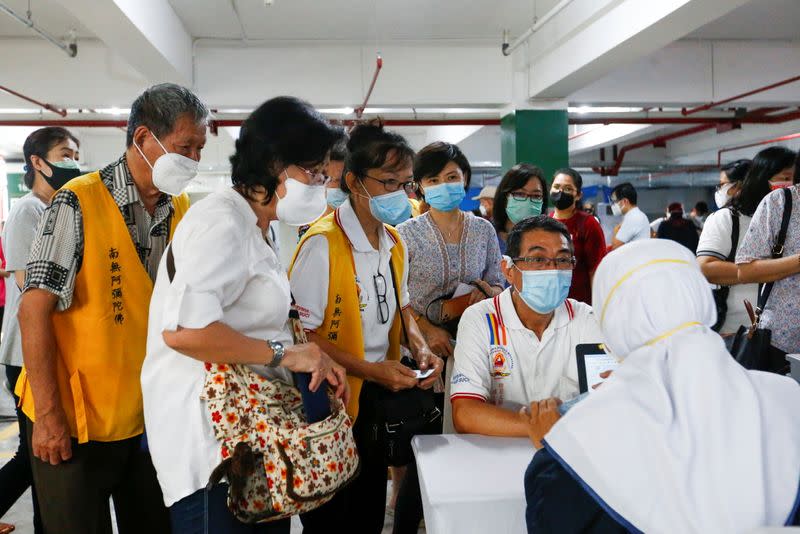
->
<box><xmin>341</xmin><ymin>119</ymin><xmax>415</xmax><ymax>194</ymax></box>
<box><xmin>230</xmin><ymin>96</ymin><xmax>345</xmax><ymax>202</ymax></box>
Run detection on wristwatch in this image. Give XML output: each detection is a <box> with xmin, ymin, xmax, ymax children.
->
<box><xmin>267</xmin><ymin>340</ymin><xmax>285</xmax><ymax>368</ymax></box>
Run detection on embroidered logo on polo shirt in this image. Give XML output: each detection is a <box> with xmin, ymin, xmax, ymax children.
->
<box><xmin>451</xmin><ymin>372</ymin><xmax>471</xmax><ymax>385</ymax></box>
<box><xmin>489</xmin><ymin>345</ymin><xmax>514</xmax><ymax>378</ymax></box>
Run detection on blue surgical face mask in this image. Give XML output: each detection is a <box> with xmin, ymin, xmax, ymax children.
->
<box><xmin>424</xmin><ymin>181</ymin><xmax>465</xmax><ymax>212</ymax></box>
<box><xmin>360</xmin><ymin>181</ymin><xmax>412</xmax><ymax>226</ymax></box>
<box><xmin>514</xmin><ymin>267</ymin><xmax>572</xmax><ymax>314</ymax></box>
<box><xmin>506</xmin><ymin>196</ymin><xmax>543</xmax><ymax>224</ymax></box>
<box><xmin>326</xmin><ymin>187</ymin><xmax>349</xmax><ymax>209</ymax></box>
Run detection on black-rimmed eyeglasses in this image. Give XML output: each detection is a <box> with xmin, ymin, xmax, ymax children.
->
<box><xmin>364</xmin><ymin>174</ymin><xmax>417</xmax><ymax>194</ymax></box>
<box><xmin>373</xmin><ymin>273</ymin><xmax>390</xmax><ymax>325</ymax></box>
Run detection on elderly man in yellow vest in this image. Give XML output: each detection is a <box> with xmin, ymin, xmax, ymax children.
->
<box><xmin>16</xmin><ymin>83</ymin><xmax>208</xmax><ymax>533</ymax></box>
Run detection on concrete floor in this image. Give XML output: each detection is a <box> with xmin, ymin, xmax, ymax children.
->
<box><xmin>0</xmin><ymin>386</ymin><xmax>420</xmax><ymax>534</ymax></box>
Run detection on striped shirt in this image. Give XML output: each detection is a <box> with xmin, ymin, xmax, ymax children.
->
<box><xmin>24</xmin><ymin>154</ymin><xmax>175</xmax><ymax>310</ymax></box>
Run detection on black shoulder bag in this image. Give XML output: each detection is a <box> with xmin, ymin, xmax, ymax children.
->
<box><xmin>711</xmin><ymin>210</ymin><xmax>739</xmax><ymax>332</ymax></box>
<box><xmin>359</xmin><ymin>259</ymin><xmax>442</xmax><ymax>467</ymax></box>
<box><xmin>728</xmin><ymin>188</ymin><xmax>792</xmax><ymax>373</ymax></box>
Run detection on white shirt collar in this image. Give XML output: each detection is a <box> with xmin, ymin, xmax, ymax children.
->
<box><xmin>221</xmin><ymin>186</ymin><xmax>258</xmax><ymax>227</ymax></box>
<box><xmin>336</xmin><ymin>197</ymin><xmax>394</xmax><ymax>254</ymax></box>
<box><xmin>496</xmin><ymin>287</ymin><xmax>573</xmax><ymax>332</ymax></box>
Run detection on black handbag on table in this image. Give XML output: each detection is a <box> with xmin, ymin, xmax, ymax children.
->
<box><xmin>727</xmin><ymin>187</ymin><xmax>792</xmax><ymax>374</ymax></box>
<box><xmin>711</xmin><ymin>211</ymin><xmax>739</xmax><ymax>332</ymax></box>
<box><xmin>360</xmin><ymin>260</ymin><xmax>442</xmax><ymax>467</ymax></box>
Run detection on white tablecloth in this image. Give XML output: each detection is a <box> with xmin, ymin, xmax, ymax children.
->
<box><xmin>412</xmin><ymin>434</ymin><xmax>534</xmax><ymax>534</ymax></box>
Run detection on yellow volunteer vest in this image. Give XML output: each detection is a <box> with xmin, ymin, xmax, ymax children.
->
<box><xmin>16</xmin><ymin>171</ymin><xmax>189</xmax><ymax>443</ymax></box>
<box><xmin>289</xmin><ymin>211</ymin><xmax>405</xmax><ymax>420</ymax></box>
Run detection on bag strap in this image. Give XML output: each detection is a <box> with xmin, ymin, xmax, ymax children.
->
<box><xmin>166</xmin><ymin>244</ymin><xmax>176</xmax><ymax>283</ymax></box>
<box><xmin>756</xmin><ymin>187</ymin><xmax>793</xmax><ymax>316</ymax></box>
<box><xmin>725</xmin><ymin>210</ymin><xmax>740</xmax><ymax>262</ymax></box>
<box><xmin>388</xmin><ymin>258</ymin><xmax>408</xmax><ymax>345</ymax></box>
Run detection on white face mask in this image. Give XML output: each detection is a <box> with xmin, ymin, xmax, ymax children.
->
<box><xmin>611</xmin><ymin>201</ymin><xmax>623</xmax><ymax>216</ymax></box>
<box><xmin>715</xmin><ymin>183</ymin><xmax>734</xmax><ymax>209</ymax></box>
<box><xmin>479</xmin><ymin>204</ymin><xmax>488</xmax><ymax>217</ymax></box>
<box><xmin>133</xmin><ymin>132</ymin><xmax>199</xmax><ymax>196</ymax></box>
<box><xmin>276</xmin><ymin>173</ymin><xmax>327</xmax><ymax>226</ymax></box>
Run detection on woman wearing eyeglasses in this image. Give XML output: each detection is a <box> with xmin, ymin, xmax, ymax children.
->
<box><xmin>289</xmin><ymin>120</ymin><xmax>443</xmax><ymax>533</ymax></box>
<box><xmin>493</xmin><ymin>164</ymin><xmax>551</xmax><ymax>255</ymax></box>
<box><xmin>548</xmin><ymin>168</ymin><xmax>606</xmax><ymax>305</ymax></box>
<box><xmin>396</xmin><ymin>142</ymin><xmax>505</xmax><ymax>360</ymax></box>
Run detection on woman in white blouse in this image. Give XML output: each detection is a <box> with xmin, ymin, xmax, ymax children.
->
<box><xmin>142</xmin><ymin>97</ymin><xmax>348</xmax><ymax>534</ymax></box>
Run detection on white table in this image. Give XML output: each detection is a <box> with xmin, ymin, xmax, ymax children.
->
<box><xmin>412</xmin><ymin>434</ymin><xmax>534</xmax><ymax>534</ymax></box>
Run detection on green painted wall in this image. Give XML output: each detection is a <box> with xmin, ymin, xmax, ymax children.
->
<box><xmin>500</xmin><ymin>109</ymin><xmax>569</xmax><ymax>185</ymax></box>
<box><xmin>7</xmin><ymin>173</ymin><xmax>29</xmax><ymax>200</ymax></box>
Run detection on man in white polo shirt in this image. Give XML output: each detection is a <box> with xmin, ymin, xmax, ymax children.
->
<box><xmin>451</xmin><ymin>215</ymin><xmax>604</xmax><ymax>437</ymax></box>
<box><xmin>610</xmin><ymin>182</ymin><xmax>651</xmax><ymax>250</ymax></box>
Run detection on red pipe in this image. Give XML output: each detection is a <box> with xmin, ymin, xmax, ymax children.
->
<box><xmin>0</xmin><ymin>118</ymin><xmax>503</xmax><ymax>128</ymax></box>
<box><xmin>632</xmin><ymin>165</ymin><xmax>718</xmax><ymax>181</ymax></box>
<box><xmin>592</xmin><ymin>124</ymin><xmax>717</xmax><ymax>176</ymax></box>
<box><xmin>717</xmin><ymin>132</ymin><xmax>800</xmax><ymax>166</ymax></box>
<box><xmin>568</xmin><ymin>125</ymin><xmax>605</xmax><ymax>141</ymax></box>
<box><xmin>354</xmin><ymin>54</ymin><xmax>383</xmax><ymax>119</ymax></box>
<box><xmin>570</xmin><ymin>111</ymin><xmax>800</xmax><ymax>125</ymax></box>
<box><xmin>682</xmin><ymin>75</ymin><xmax>800</xmax><ymax>116</ymax></box>
<box><xmin>0</xmin><ymin>85</ymin><xmax>67</xmax><ymax>117</ymax></box>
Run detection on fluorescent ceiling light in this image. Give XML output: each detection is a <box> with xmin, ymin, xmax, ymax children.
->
<box><xmin>568</xmin><ymin>106</ymin><xmax>643</xmax><ymax>114</ymax></box>
<box><xmin>95</xmin><ymin>107</ymin><xmax>130</xmax><ymax>115</ymax></box>
<box><xmin>317</xmin><ymin>107</ymin><xmax>354</xmax><ymax>115</ymax></box>
<box><xmin>0</xmin><ymin>108</ymin><xmax>42</xmax><ymax>114</ymax></box>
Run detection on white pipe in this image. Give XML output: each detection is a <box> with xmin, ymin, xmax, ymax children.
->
<box><xmin>0</xmin><ymin>1</ymin><xmax>76</xmax><ymax>57</ymax></box>
<box><xmin>502</xmin><ymin>0</ymin><xmax>573</xmax><ymax>56</ymax></box>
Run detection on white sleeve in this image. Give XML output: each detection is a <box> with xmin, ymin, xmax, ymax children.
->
<box><xmin>696</xmin><ymin>210</ymin><xmax>733</xmax><ymax>260</ymax></box>
<box><xmin>450</xmin><ymin>306</ymin><xmax>491</xmax><ymax>402</ymax></box>
<box><xmin>615</xmin><ymin>214</ymin><xmax>636</xmax><ymax>243</ymax></box>
<box><xmin>161</xmin><ymin>218</ymin><xmax>247</xmax><ymax>330</ymax></box>
<box><xmin>289</xmin><ymin>235</ymin><xmax>329</xmax><ymax>331</ymax></box>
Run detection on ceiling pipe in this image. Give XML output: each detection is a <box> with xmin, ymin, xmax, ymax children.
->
<box><xmin>0</xmin><ymin>118</ymin><xmax>503</xmax><ymax>128</ymax></box>
<box><xmin>591</xmin><ymin>107</ymin><xmax>800</xmax><ymax>176</ymax></box>
<box><xmin>502</xmin><ymin>0</ymin><xmax>572</xmax><ymax>56</ymax></box>
<box><xmin>354</xmin><ymin>54</ymin><xmax>383</xmax><ymax>119</ymax></box>
<box><xmin>717</xmin><ymin>132</ymin><xmax>800</xmax><ymax>166</ymax></box>
<box><xmin>0</xmin><ymin>1</ymin><xmax>77</xmax><ymax>58</ymax></box>
<box><xmin>592</xmin><ymin>124</ymin><xmax>718</xmax><ymax>176</ymax></box>
<box><xmin>570</xmin><ymin>109</ymin><xmax>800</xmax><ymax>125</ymax></box>
<box><xmin>0</xmin><ymin>85</ymin><xmax>67</xmax><ymax>117</ymax></box>
<box><xmin>682</xmin><ymin>75</ymin><xmax>800</xmax><ymax>116</ymax></box>
<box><xmin>632</xmin><ymin>165</ymin><xmax>718</xmax><ymax>182</ymax></box>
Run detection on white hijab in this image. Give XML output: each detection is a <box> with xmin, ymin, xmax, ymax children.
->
<box><xmin>544</xmin><ymin>239</ymin><xmax>800</xmax><ymax>534</ymax></box>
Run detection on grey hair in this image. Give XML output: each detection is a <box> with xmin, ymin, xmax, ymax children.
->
<box><xmin>126</xmin><ymin>83</ymin><xmax>209</xmax><ymax>147</ymax></box>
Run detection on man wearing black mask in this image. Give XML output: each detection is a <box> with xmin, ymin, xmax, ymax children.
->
<box><xmin>549</xmin><ymin>168</ymin><xmax>606</xmax><ymax>304</ymax></box>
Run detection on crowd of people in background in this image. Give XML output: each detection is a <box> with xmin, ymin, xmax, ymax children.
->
<box><xmin>0</xmin><ymin>82</ymin><xmax>797</xmax><ymax>534</ymax></box>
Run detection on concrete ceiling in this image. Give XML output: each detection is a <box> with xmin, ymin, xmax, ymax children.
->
<box><xmin>686</xmin><ymin>0</ymin><xmax>800</xmax><ymax>40</ymax></box>
<box><xmin>0</xmin><ymin>0</ymin><xmax>93</xmax><ymax>38</ymax></box>
<box><xmin>167</xmin><ymin>0</ymin><xmax>554</xmax><ymax>41</ymax></box>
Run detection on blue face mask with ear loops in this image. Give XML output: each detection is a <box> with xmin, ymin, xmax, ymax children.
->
<box><xmin>368</xmin><ymin>189</ymin><xmax>412</xmax><ymax>226</ymax></box>
<box><xmin>505</xmin><ymin>256</ymin><xmax>572</xmax><ymax>314</ymax></box>
<box><xmin>423</xmin><ymin>182</ymin><xmax>465</xmax><ymax>212</ymax></box>
<box><xmin>326</xmin><ymin>188</ymin><xmax>349</xmax><ymax>209</ymax></box>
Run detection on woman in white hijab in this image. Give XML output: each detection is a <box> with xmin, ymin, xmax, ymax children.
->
<box><xmin>524</xmin><ymin>239</ymin><xmax>800</xmax><ymax>533</ymax></box>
